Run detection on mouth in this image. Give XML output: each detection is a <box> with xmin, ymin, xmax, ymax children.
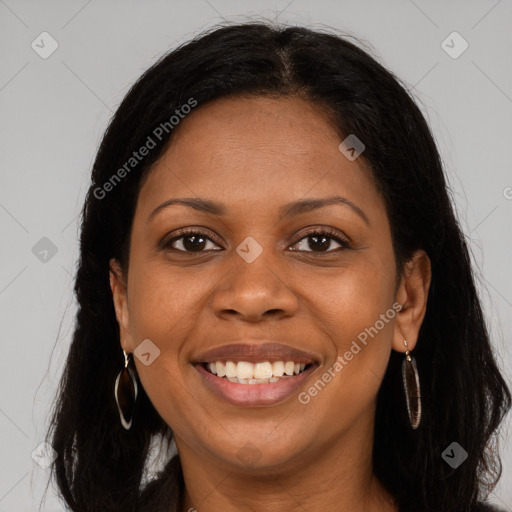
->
<box><xmin>191</xmin><ymin>342</ymin><xmax>320</xmax><ymax>406</ymax></box>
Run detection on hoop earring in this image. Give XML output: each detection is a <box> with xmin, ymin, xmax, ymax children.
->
<box><xmin>402</xmin><ymin>339</ymin><xmax>421</xmax><ymax>429</ymax></box>
<box><xmin>114</xmin><ymin>350</ymin><xmax>138</xmax><ymax>430</ymax></box>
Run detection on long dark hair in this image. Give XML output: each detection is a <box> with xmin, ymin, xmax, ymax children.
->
<box><xmin>46</xmin><ymin>21</ymin><xmax>511</xmax><ymax>512</ymax></box>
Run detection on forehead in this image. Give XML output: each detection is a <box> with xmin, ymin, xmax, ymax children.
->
<box><xmin>138</xmin><ymin>95</ymin><xmax>383</xmax><ymax>219</ymax></box>
<box><xmin>169</xmin><ymin>94</ymin><xmax>341</xmax><ymax>157</ymax></box>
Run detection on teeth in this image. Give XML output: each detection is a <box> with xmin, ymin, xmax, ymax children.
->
<box><xmin>284</xmin><ymin>361</ymin><xmax>295</xmax><ymax>376</ymax></box>
<box><xmin>249</xmin><ymin>378</ymin><xmax>270</xmax><ymax>384</ymax></box>
<box><xmin>225</xmin><ymin>361</ymin><xmax>237</xmax><ymax>378</ymax></box>
<box><xmin>224</xmin><ymin>375</ymin><xmax>295</xmax><ymax>384</ymax></box>
<box><xmin>236</xmin><ymin>361</ymin><xmax>254</xmax><ymax>379</ymax></box>
<box><xmin>205</xmin><ymin>360</ymin><xmax>309</xmax><ymax>381</ymax></box>
<box><xmin>216</xmin><ymin>362</ymin><xmax>226</xmax><ymax>377</ymax></box>
<box><xmin>272</xmin><ymin>361</ymin><xmax>284</xmax><ymax>376</ymax></box>
<box><xmin>254</xmin><ymin>362</ymin><xmax>272</xmax><ymax>379</ymax></box>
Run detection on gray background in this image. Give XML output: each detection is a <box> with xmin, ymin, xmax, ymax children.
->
<box><xmin>0</xmin><ymin>0</ymin><xmax>511</xmax><ymax>510</ymax></box>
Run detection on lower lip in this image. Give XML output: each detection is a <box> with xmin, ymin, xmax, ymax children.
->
<box><xmin>194</xmin><ymin>363</ymin><xmax>318</xmax><ymax>406</ymax></box>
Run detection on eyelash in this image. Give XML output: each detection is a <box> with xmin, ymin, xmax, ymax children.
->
<box><xmin>162</xmin><ymin>227</ymin><xmax>351</xmax><ymax>254</ymax></box>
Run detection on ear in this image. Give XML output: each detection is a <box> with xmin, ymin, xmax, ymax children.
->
<box><xmin>109</xmin><ymin>258</ymin><xmax>134</xmax><ymax>352</ymax></box>
<box><xmin>392</xmin><ymin>249</ymin><xmax>431</xmax><ymax>353</ymax></box>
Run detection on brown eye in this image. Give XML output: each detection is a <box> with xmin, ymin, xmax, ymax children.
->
<box><xmin>290</xmin><ymin>230</ymin><xmax>350</xmax><ymax>253</ymax></box>
<box><xmin>165</xmin><ymin>231</ymin><xmax>222</xmax><ymax>252</ymax></box>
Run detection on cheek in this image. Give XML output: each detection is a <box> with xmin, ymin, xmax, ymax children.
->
<box><xmin>336</xmin><ymin>259</ymin><xmax>397</xmax><ymax>378</ymax></box>
<box><xmin>297</xmin><ymin>255</ymin><xmax>396</xmax><ymax>419</ymax></box>
<box><xmin>124</xmin><ymin>260</ymin><xmax>233</xmax><ymax>408</ymax></box>
<box><xmin>299</xmin><ymin>252</ymin><xmax>396</xmax><ymax>343</ymax></box>
<box><xmin>134</xmin><ymin>356</ymin><xmax>208</xmax><ymax>448</ymax></box>
<box><xmin>126</xmin><ymin>266</ymin><xmax>201</xmax><ymax>431</ymax></box>
<box><xmin>124</xmin><ymin>267</ymin><xmax>199</xmax><ymax>399</ymax></box>
<box><xmin>300</xmin><ymin>317</ymin><xmax>394</xmax><ymax>437</ymax></box>
<box><xmin>127</xmin><ymin>262</ymin><xmax>213</xmax><ymax>342</ymax></box>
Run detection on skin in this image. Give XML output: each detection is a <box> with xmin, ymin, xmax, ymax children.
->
<box><xmin>110</xmin><ymin>95</ymin><xmax>431</xmax><ymax>512</ymax></box>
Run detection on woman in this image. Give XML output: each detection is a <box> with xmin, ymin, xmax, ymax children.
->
<box><xmin>46</xmin><ymin>21</ymin><xmax>511</xmax><ymax>512</ymax></box>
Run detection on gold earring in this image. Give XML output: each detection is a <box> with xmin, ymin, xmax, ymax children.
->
<box><xmin>402</xmin><ymin>339</ymin><xmax>421</xmax><ymax>429</ymax></box>
<box><xmin>114</xmin><ymin>350</ymin><xmax>138</xmax><ymax>430</ymax></box>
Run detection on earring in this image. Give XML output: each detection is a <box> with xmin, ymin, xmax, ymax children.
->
<box><xmin>114</xmin><ymin>350</ymin><xmax>138</xmax><ymax>430</ymax></box>
<box><xmin>401</xmin><ymin>339</ymin><xmax>421</xmax><ymax>429</ymax></box>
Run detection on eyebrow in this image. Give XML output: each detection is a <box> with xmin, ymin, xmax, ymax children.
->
<box><xmin>147</xmin><ymin>195</ymin><xmax>369</xmax><ymax>225</ymax></box>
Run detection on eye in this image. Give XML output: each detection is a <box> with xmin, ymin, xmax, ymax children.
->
<box><xmin>163</xmin><ymin>229</ymin><xmax>223</xmax><ymax>253</ymax></box>
<box><xmin>162</xmin><ymin>227</ymin><xmax>350</xmax><ymax>254</ymax></box>
<box><xmin>290</xmin><ymin>228</ymin><xmax>351</xmax><ymax>253</ymax></box>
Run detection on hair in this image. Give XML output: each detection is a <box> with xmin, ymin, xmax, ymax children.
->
<box><xmin>46</xmin><ymin>20</ymin><xmax>511</xmax><ymax>512</ymax></box>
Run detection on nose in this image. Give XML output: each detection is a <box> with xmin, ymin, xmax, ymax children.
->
<box><xmin>211</xmin><ymin>248</ymin><xmax>299</xmax><ymax>323</ymax></box>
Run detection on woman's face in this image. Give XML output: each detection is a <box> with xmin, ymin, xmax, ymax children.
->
<box><xmin>111</xmin><ymin>95</ymin><xmax>429</xmax><ymax>473</ymax></box>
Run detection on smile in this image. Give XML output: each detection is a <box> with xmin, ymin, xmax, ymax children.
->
<box><xmin>194</xmin><ymin>361</ymin><xmax>319</xmax><ymax>406</ymax></box>
<box><xmin>192</xmin><ymin>341</ymin><xmax>320</xmax><ymax>406</ymax></box>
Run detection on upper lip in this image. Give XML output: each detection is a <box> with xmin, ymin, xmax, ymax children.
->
<box><xmin>192</xmin><ymin>342</ymin><xmax>319</xmax><ymax>364</ymax></box>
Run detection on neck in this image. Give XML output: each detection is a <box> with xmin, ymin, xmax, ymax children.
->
<box><xmin>175</xmin><ymin>412</ymin><xmax>397</xmax><ymax>512</ymax></box>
